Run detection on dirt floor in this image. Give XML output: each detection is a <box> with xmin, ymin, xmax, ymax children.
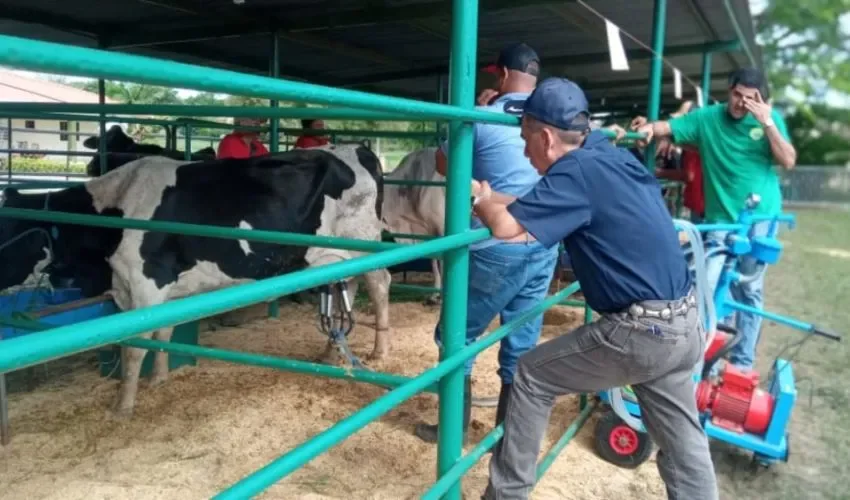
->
<box><xmin>0</xmin><ymin>276</ymin><xmax>667</xmax><ymax>500</ymax></box>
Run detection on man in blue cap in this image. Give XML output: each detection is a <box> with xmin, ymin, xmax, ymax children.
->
<box><xmin>472</xmin><ymin>77</ymin><xmax>717</xmax><ymax>500</ymax></box>
<box><xmin>414</xmin><ymin>42</ymin><xmax>560</xmax><ymax>444</ymax></box>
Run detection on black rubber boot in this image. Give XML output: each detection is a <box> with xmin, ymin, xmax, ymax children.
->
<box><xmin>489</xmin><ymin>383</ymin><xmax>512</xmax><ymax>454</ymax></box>
<box><xmin>414</xmin><ymin>376</ymin><xmax>472</xmax><ymax>444</ymax></box>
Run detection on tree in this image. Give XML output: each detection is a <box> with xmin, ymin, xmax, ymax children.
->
<box><xmin>754</xmin><ymin>0</ymin><xmax>850</xmax><ymax>101</ymax></box>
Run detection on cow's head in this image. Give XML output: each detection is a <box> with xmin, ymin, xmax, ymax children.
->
<box><xmin>0</xmin><ymin>187</ymin><xmax>118</xmax><ymax>297</ymax></box>
<box><xmin>83</xmin><ymin>125</ymin><xmax>136</xmax><ymax>152</ymax></box>
<box><xmin>0</xmin><ymin>188</ymin><xmax>54</xmax><ymax>292</ymax></box>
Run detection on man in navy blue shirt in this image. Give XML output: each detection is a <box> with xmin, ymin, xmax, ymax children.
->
<box><xmin>473</xmin><ymin>78</ymin><xmax>717</xmax><ymax>500</ymax></box>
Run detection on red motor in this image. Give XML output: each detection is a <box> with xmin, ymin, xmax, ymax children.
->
<box><xmin>696</xmin><ymin>363</ymin><xmax>775</xmax><ymax>435</ymax></box>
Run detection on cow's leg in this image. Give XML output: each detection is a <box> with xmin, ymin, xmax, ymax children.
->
<box><xmin>425</xmin><ymin>258</ymin><xmax>442</xmax><ymax>306</ymax></box>
<box><xmin>114</xmin><ymin>332</ymin><xmax>154</xmax><ymax>419</ymax></box>
<box><xmin>150</xmin><ymin>326</ymin><xmax>175</xmax><ymax>386</ymax></box>
<box><xmin>363</xmin><ymin>269</ymin><xmax>391</xmax><ymax>360</ymax></box>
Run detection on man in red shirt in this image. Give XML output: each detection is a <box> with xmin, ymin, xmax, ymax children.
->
<box><xmin>294</xmin><ymin>119</ymin><xmax>331</xmax><ymax>149</ymax></box>
<box><xmin>650</xmin><ymin>101</ymin><xmax>705</xmax><ymax>222</ymax></box>
<box><xmin>217</xmin><ymin>117</ymin><xmax>270</xmax><ymax>159</ymax></box>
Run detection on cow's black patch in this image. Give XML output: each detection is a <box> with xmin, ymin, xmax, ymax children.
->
<box><xmin>356</xmin><ymin>146</ymin><xmax>384</xmax><ymax>220</ymax></box>
<box><xmin>139</xmin><ymin>149</ymin><xmax>361</xmax><ymax>289</ymax></box>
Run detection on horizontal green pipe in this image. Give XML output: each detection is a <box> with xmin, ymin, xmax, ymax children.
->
<box><xmin>0</xmin><ymin>37</ymin><xmax>519</xmax><ymax>125</ymax></box>
<box><xmin>560</xmin><ymin>299</ymin><xmax>587</xmax><ymax>308</ymax></box>
<box><xmin>3</xmin><ymin>111</ymin><xmax>173</xmax><ymax>127</ymax></box>
<box><xmin>0</xmin><ymin>316</ymin><xmax>50</xmax><ymax>332</ymax></box>
<box><xmin>0</xmin><ymin>229</ymin><xmax>490</xmax><ymax>374</ymax></box>
<box><xmin>390</xmin><ymin>284</ymin><xmax>440</xmax><ymax>294</ymax></box>
<box><xmin>535</xmin><ymin>399</ymin><xmax>597</xmax><ymax>480</ymax></box>
<box><xmin>214</xmin><ymin>280</ymin><xmax>581</xmax><ymax>499</ymax></box>
<box><xmin>421</xmin><ymin>425</ymin><xmax>505</xmax><ymax>500</ymax></box>
<box><xmin>2</xmin><ymin>181</ymin><xmax>87</xmax><ymax>190</ymax></box>
<box><xmin>122</xmin><ymin>338</ymin><xmax>437</xmax><ymax>393</ymax></box>
<box><xmin>0</xmin><ymin>103</ymin><xmax>418</xmax><ymax>122</ymax></box>
<box><xmin>599</xmin><ymin>129</ymin><xmax>647</xmax><ymax>141</ymax></box>
<box><xmin>386</xmin><ymin>232</ymin><xmax>435</xmax><ymax>241</ymax></box>
<box><xmin>279</xmin><ymin>127</ymin><xmax>439</xmax><ymax>140</ymax></box>
<box><xmin>0</xmin><ymin>207</ymin><xmax>402</xmax><ymax>253</ymax></box>
<box><xmin>0</xmin><ymin>149</ymin><xmax>95</xmax><ymax>157</ymax></box>
<box><xmin>383</xmin><ymin>179</ymin><xmax>446</xmax><ymax>187</ymax></box>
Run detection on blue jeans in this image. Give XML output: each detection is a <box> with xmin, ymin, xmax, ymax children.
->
<box><xmin>434</xmin><ymin>240</ymin><xmax>559</xmax><ymax>384</ymax></box>
<box><xmin>704</xmin><ymin>220</ymin><xmax>772</xmax><ymax>370</ymax></box>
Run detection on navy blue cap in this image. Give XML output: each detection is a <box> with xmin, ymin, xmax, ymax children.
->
<box><xmin>522</xmin><ymin>77</ymin><xmax>590</xmax><ymax>132</ymax></box>
<box><xmin>483</xmin><ymin>43</ymin><xmax>540</xmax><ymax>77</ymax></box>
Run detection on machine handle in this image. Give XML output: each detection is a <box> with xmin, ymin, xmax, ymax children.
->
<box><xmin>812</xmin><ymin>327</ymin><xmax>842</xmax><ymax>342</ymax></box>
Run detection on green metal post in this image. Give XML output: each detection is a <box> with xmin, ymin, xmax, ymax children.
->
<box><xmin>6</xmin><ymin>118</ymin><xmax>11</xmax><ymax>183</ymax></box>
<box><xmin>701</xmin><ymin>51</ymin><xmax>713</xmax><ymax>106</ymax></box>
<box><xmin>97</xmin><ymin>81</ymin><xmax>107</xmax><ymax>175</ymax></box>
<box><xmin>644</xmin><ymin>0</ymin><xmax>668</xmax><ymax>171</ymax></box>
<box><xmin>267</xmin><ymin>31</ymin><xmax>281</xmax><ymax>319</ymax></box>
<box><xmin>438</xmin><ymin>1</ymin><xmax>479</xmax><ymax>498</ymax></box>
<box><xmin>269</xmin><ymin>32</ymin><xmax>281</xmax><ymax>154</ymax></box>
<box><xmin>184</xmin><ymin>124</ymin><xmax>191</xmax><ymax>160</ymax></box>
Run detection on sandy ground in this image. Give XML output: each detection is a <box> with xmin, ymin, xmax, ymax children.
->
<box><xmin>0</xmin><ymin>291</ymin><xmax>666</xmax><ymax>499</ymax></box>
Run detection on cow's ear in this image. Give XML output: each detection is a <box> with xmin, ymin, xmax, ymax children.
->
<box><xmin>0</xmin><ymin>187</ymin><xmax>19</xmax><ymax>207</ymax></box>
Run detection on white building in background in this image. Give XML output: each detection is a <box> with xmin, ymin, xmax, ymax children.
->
<box><xmin>0</xmin><ymin>70</ymin><xmax>117</xmax><ymax>162</ymax></box>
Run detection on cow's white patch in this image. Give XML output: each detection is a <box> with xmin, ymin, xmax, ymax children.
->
<box><xmin>304</xmin><ymin>145</ymin><xmax>385</xmax><ymax>269</ymax></box>
<box><xmin>238</xmin><ymin>220</ymin><xmax>254</xmax><ymax>256</ymax></box>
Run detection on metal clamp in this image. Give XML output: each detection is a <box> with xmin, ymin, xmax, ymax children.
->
<box><xmin>318</xmin><ymin>281</ymin><xmax>367</xmax><ymax>369</ymax></box>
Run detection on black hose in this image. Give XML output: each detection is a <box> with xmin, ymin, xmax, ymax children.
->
<box><xmin>701</xmin><ymin>323</ymin><xmax>744</xmax><ymax>379</ymax></box>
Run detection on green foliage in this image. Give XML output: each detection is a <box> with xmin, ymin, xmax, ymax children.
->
<box><xmin>3</xmin><ymin>156</ymin><xmax>87</xmax><ymax>174</ymax></box>
<box><xmin>755</xmin><ymin>0</ymin><xmax>850</xmax><ymax>100</ymax></box>
<box><xmin>785</xmin><ymin>104</ymin><xmax>850</xmax><ymax>165</ymax></box>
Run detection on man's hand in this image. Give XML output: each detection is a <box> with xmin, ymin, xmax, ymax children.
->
<box><xmin>471</xmin><ymin>179</ymin><xmax>492</xmax><ymax>205</ymax></box>
<box><xmin>635</xmin><ymin>123</ymin><xmax>655</xmax><ymax>148</ymax></box>
<box><xmin>629</xmin><ymin>116</ymin><xmax>648</xmax><ymax>130</ymax></box>
<box><xmin>477</xmin><ymin>89</ymin><xmax>499</xmax><ymax>106</ymax></box>
<box><xmin>743</xmin><ymin>92</ymin><xmax>773</xmax><ymax>127</ymax></box>
<box><xmin>605</xmin><ymin>124</ymin><xmax>627</xmax><ymax>142</ymax></box>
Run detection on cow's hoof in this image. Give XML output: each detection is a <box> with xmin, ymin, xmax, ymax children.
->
<box><xmin>149</xmin><ymin>375</ymin><xmax>168</xmax><ymax>387</ymax></box>
<box><xmin>110</xmin><ymin>406</ymin><xmax>134</xmax><ymax>421</ymax></box>
<box><xmin>424</xmin><ymin>295</ymin><xmax>442</xmax><ymax>306</ymax></box>
<box><xmin>367</xmin><ymin>351</ymin><xmax>387</xmax><ymax>363</ymax></box>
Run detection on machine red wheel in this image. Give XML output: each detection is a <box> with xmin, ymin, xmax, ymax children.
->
<box><xmin>609</xmin><ymin>425</ymin><xmax>640</xmax><ymax>455</ymax></box>
<box><xmin>594</xmin><ymin>411</ymin><xmax>653</xmax><ymax>468</ymax></box>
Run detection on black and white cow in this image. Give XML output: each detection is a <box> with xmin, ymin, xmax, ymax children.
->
<box><xmin>0</xmin><ymin>144</ymin><xmax>391</xmax><ymax>417</ymax></box>
<box><xmin>83</xmin><ymin>125</ymin><xmax>216</xmax><ymax>177</ymax></box>
<box><xmin>382</xmin><ymin>147</ymin><xmax>445</xmax><ymax>304</ymax></box>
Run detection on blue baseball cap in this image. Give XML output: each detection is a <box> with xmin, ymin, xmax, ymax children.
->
<box><xmin>522</xmin><ymin>77</ymin><xmax>590</xmax><ymax>132</ymax></box>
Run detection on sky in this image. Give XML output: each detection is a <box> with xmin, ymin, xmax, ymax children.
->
<box><xmin>4</xmin><ymin>0</ymin><xmax>849</xmax><ymax>108</ymax></box>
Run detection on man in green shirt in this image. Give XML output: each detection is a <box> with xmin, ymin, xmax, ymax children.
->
<box><xmin>632</xmin><ymin>68</ymin><xmax>797</xmax><ymax>371</ymax></box>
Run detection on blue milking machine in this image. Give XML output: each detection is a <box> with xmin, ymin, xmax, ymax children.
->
<box><xmin>593</xmin><ymin>194</ymin><xmax>842</xmax><ymax>469</ymax></box>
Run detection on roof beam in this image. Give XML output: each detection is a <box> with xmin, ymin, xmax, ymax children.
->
<box><xmin>0</xmin><ymin>5</ymin><xmax>107</xmax><ymax>39</ymax></box>
<box><xmin>106</xmin><ymin>0</ymin><xmax>567</xmax><ymax>48</ymax></box>
<box><xmin>342</xmin><ymin>39</ymin><xmax>742</xmax><ymax>87</ymax></box>
<box><xmin>582</xmin><ymin>72</ymin><xmax>729</xmax><ymax>94</ymax></box>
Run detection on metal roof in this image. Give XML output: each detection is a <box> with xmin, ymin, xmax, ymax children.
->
<box><xmin>0</xmin><ymin>0</ymin><xmax>761</xmax><ymax>113</ymax></box>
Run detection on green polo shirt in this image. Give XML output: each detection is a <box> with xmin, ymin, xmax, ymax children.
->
<box><xmin>668</xmin><ymin>103</ymin><xmax>790</xmax><ymax>223</ymax></box>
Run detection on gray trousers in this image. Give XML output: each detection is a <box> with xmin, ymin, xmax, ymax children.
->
<box><xmin>483</xmin><ymin>296</ymin><xmax>718</xmax><ymax>500</ymax></box>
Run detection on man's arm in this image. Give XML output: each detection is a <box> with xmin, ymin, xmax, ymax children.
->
<box><xmin>472</xmin><ymin>163</ymin><xmax>591</xmax><ymax>247</ymax></box>
<box><xmin>435</xmin><ymin>147</ymin><xmax>448</xmax><ymax>177</ymax></box>
<box><xmin>763</xmin><ymin>124</ymin><xmax>797</xmax><ymax>170</ymax></box>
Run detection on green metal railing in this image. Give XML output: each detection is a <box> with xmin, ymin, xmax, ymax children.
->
<box><xmin>0</xmin><ymin>0</ymin><xmax>722</xmax><ymax>494</ymax></box>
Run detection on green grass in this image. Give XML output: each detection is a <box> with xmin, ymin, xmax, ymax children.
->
<box><xmin>714</xmin><ymin>207</ymin><xmax>850</xmax><ymax>500</ymax></box>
